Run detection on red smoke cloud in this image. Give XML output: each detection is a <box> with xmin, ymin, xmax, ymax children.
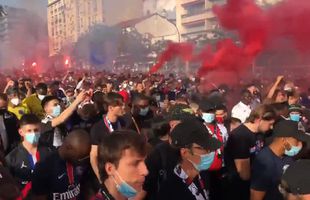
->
<box><xmin>149</xmin><ymin>43</ymin><xmax>194</xmax><ymax>74</ymax></box>
<box><xmin>150</xmin><ymin>0</ymin><xmax>310</xmax><ymax>76</ymax></box>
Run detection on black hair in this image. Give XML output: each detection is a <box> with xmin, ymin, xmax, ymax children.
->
<box><xmin>36</xmin><ymin>83</ymin><xmax>47</xmax><ymax>92</ymax></box>
<box><xmin>41</xmin><ymin>96</ymin><xmax>59</xmax><ymax>108</ymax></box>
<box><xmin>19</xmin><ymin>114</ymin><xmax>41</xmax><ymax>127</ymax></box>
<box><xmin>151</xmin><ymin>118</ymin><xmax>170</xmax><ymax>138</ymax></box>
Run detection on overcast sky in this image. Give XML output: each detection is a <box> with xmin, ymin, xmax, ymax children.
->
<box><xmin>0</xmin><ymin>0</ymin><xmax>176</xmax><ymax>20</ymax></box>
<box><xmin>0</xmin><ymin>0</ymin><xmax>48</xmax><ymax>20</ymax></box>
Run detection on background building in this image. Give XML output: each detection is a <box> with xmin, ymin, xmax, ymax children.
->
<box><xmin>48</xmin><ymin>0</ymin><xmax>144</xmax><ymax>56</ymax></box>
<box><xmin>176</xmin><ymin>0</ymin><xmax>225</xmax><ymax>42</ymax></box>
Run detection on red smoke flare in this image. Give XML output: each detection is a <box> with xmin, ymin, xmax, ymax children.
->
<box><xmin>150</xmin><ymin>0</ymin><xmax>310</xmax><ymax>76</ymax></box>
<box><xmin>149</xmin><ymin>42</ymin><xmax>194</xmax><ymax>74</ymax></box>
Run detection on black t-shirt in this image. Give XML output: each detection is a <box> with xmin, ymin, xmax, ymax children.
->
<box><xmin>143</xmin><ymin>142</ymin><xmax>179</xmax><ymax>200</ymax></box>
<box><xmin>225</xmin><ymin>124</ymin><xmax>264</xmax><ymax>178</ymax></box>
<box><xmin>91</xmin><ymin>184</ymin><xmax>115</xmax><ymax>200</ymax></box>
<box><xmin>251</xmin><ymin>147</ymin><xmax>293</xmax><ymax>200</ymax></box>
<box><xmin>66</xmin><ymin>111</ymin><xmax>101</xmax><ymax>133</ymax></box>
<box><xmin>90</xmin><ymin>117</ymin><xmax>125</xmax><ymax>145</ymax></box>
<box><xmin>5</xmin><ymin>144</ymin><xmax>54</xmax><ymax>188</ymax></box>
<box><xmin>32</xmin><ymin>151</ymin><xmax>85</xmax><ymax>200</ymax></box>
<box><xmin>156</xmin><ymin>170</ymin><xmax>210</xmax><ymax>200</ymax></box>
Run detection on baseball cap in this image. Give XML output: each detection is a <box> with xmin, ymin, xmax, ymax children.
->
<box><xmin>41</xmin><ymin>96</ymin><xmax>59</xmax><ymax>108</ymax></box>
<box><xmin>282</xmin><ymin>159</ymin><xmax>310</xmax><ymax>195</ymax></box>
<box><xmin>167</xmin><ymin>104</ymin><xmax>195</xmax><ymax>121</ymax></box>
<box><xmin>289</xmin><ymin>104</ymin><xmax>303</xmax><ymax>113</ymax></box>
<box><xmin>170</xmin><ymin>119</ymin><xmax>222</xmax><ymax>151</ymax></box>
<box><xmin>273</xmin><ymin>120</ymin><xmax>310</xmax><ymax>144</ymax></box>
<box><xmin>199</xmin><ymin>99</ymin><xmax>216</xmax><ymax>113</ymax></box>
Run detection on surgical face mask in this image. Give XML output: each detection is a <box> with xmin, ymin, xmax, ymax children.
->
<box><xmin>202</xmin><ymin>113</ymin><xmax>215</xmax><ymax>123</ymax></box>
<box><xmin>51</xmin><ymin>105</ymin><xmax>61</xmax><ymax>117</ymax></box>
<box><xmin>10</xmin><ymin>98</ymin><xmax>20</xmax><ymax>106</ymax></box>
<box><xmin>38</xmin><ymin>94</ymin><xmax>46</xmax><ymax>101</ymax></box>
<box><xmin>290</xmin><ymin>113</ymin><xmax>301</xmax><ymax>122</ymax></box>
<box><xmin>139</xmin><ymin>107</ymin><xmax>149</xmax><ymax>116</ymax></box>
<box><xmin>189</xmin><ymin>152</ymin><xmax>215</xmax><ymax>171</ymax></box>
<box><xmin>25</xmin><ymin>132</ymin><xmax>40</xmax><ymax>145</ymax></box>
<box><xmin>113</xmin><ymin>171</ymin><xmax>137</xmax><ymax>198</ymax></box>
<box><xmin>284</xmin><ymin>141</ymin><xmax>302</xmax><ymax>157</ymax></box>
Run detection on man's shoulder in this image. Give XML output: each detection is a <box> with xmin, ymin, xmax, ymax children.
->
<box><xmin>231</xmin><ymin>125</ymin><xmax>251</xmax><ymax>136</ymax></box>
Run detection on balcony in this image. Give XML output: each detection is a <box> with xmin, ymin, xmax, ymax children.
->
<box><xmin>181</xmin><ymin>10</ymin><xmax>214</xmax><ymax>25</ymax></box>
<box><xmin>180</xmin><ymin>0</ymin><xmax>205</xmax><ymax>6</ymax></box>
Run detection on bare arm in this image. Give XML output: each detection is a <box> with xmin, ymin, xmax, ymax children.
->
<box><xmin>51</xmin><ymin>91</ymin><xmax>87</xmax><ymax>127</ymax></box>
<box><xmin>234</xmin><ymin>158</ymin><xmax>251</xmax><ymax>181</ymax></box>
<box><xmin>90</xmin><ymin>145</ymin><xmax>100</xmax><ymax>181</ymax></box>
<box><xmin>250</xmin><ymin>189</ymin><xmax>266</xmax><ymax>200</ymax></box>
<box><xmin>266</xmin><ymin>75</ymin><xmax>284</xmax><ymax>99</ymax></box>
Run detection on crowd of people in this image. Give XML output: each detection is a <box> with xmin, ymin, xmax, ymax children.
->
<box><xmin>0</xmin><ymin>69</ymin><xmax>309</xmax><ymax>200</ymax></box>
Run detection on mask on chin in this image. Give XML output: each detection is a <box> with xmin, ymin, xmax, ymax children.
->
<box><xmin>112</xmin><ymin>171</ymin><xmax>137</xmax><ymax>198</ymax></box>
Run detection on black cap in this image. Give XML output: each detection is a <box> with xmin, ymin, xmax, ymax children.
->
<box><xmin>167</xmin><ymin>104</ymin><xmax>195</xmax><ymax>121</ymax></box>
<box><xmin>170</xmin><ymin>119</ymin><xmax>222</xmax><ymax>151</ymax></box>
<box><xmin>41</xmin><ymin>95</ymin><xmax>59</xmax><ymax>108</ymax></box>
<box><xmin>282</xmin><ymin>159</ymin><xmax>310</xmax><ymax>195</ymax></box>
<box><xmin>273</xmin><ymin>120</ymin><xmax>310</xmax><ymax>144</ymax></box>
<box><xmin>199</xmin><ymin>99</ymin><xmax>215</xmax><ymax>112</ymax></box>
<box><xmin>289</xmin><ymin>104</ymin><xmax>303</xmax><ymax>113</ymax></box>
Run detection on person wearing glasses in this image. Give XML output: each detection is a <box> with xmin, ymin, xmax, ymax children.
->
<box><xmin>224</xmin><ymin>104</ymin><xmax>276</xmax><ymax>200</ymax></box>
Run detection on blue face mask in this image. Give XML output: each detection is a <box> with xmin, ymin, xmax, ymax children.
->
<box><xmin>25</xmin><ymin>132</ymin><xmax>40</xmax><ymax>145</ymax></box>
<box><xmin>113</xmin><ymin>171</ymin><xmax>137</xmax><ymax>198</ymax></box>
<box><xmin>139</xmin><ymin>107</ymin><xmax>149</xmax><ymax>116</ymax></box>
<box><xmin>52</xmin><ymin>105</ymin><xmax>61</xmax><ymax>117</ymax></box>
<box><xmin>290</xmin><ymin>114</ymin><xmax>301</xmax><ymax>122</ymax></box>
<box><xmin>190</xmin><ymin>152</ymin><xmax>215</xmax><ymax>171</ymax></box>
<box><xmin>285</xmin><ymin>142</ymin><xmax>302</xmax><ymax>157</ymax></box>
<box><xmin>202</xmin><ymin>113</ymin><xmax>215</xmax><ymax>123</ymax></box>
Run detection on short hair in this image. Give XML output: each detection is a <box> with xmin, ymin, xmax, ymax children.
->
<box><xmin>41</xmin><ymin>96</ymin><xmax>59</xmax><ymax>108</ymax></box>
<box><xmin>246</xmin><ymin>104</ymin><xmax>276</xmax><ymax>123</ymax></box>
<box><xmin>270</xmin><ymin>102</ymin><xmax>289</xmax><ymax>116</ymax></box>
<box><xmin>98</xmin><ymin>131</ymin><xmax>147</xmax><ymax>182</ymax></box>
<box><xmin>151</xmin><ymin>117</ymin><xmax>170</xmax><ymax>138</ymax></box>
<box><xmin>36</xmin><ymin>83</ymin><xmax>47</xmax><ymax>92</ymax></box>
<box><xmin>104</xmin><ymin>92</ymin><xmax>124</xmax><ymax>107</ymax></box>
<box><xmin>19</xmin><ymin>114</ymin><xmax>41</xmax><ymax>127</ymax></box>
<box><xmin>133</xmin><ymin>93</ymin><xmax>149</xmax><ymax>105</ymax></box>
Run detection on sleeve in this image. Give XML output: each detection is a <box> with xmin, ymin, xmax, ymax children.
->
<box><xmin>90</xmin><ymin>123</ymin><xmax>105</xmax><ymax>145</ymax></box>
<box><xmin>31</xmin><ymin>159</ymin><xmax>50</xmax><ymax>195</ymax></box>
<box><xmin>142</xmin><ymin>148</ymin><xmax>162</xmax><ymax>194</ymax></box>
<box><xmin>40</xmin><ymin>121</ymin><xmax>53</xmax><ymax>133</ymax></box>
<box><xmin>230</xmin><ymin>133</ymin><xmax>251</xmax><ymax>159</ymax></box>
<box><xmin>250</xmin><ymin>155</ymin><xmax>271</xmax><ymax>191</ymax></box>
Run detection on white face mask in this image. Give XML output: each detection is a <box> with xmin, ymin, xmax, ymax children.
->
<box><xmin>38</xmin><ymin>95</ymin><xmax>46</xmax><ymax>101</ymax></box>
<box><xmin>11</xmin><ymin>98</ymin><xmax>20</xmax><ymax>106</ymax></box>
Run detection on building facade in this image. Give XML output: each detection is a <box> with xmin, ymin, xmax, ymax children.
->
<box><xmin>176</xmin><ymin>0</ymin><xmax>225</xmax><ymax>41</ymax></box>
<box><xmin>48</xmin><ymin>0</ymin><xmax>144</xmax><ymax>56</ymax></box>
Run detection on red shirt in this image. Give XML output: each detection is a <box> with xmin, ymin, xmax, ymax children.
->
<box><xmin>206</xmin><ymin>123</ymin><xmax>223</xmax><ymax>171</ymax></box>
